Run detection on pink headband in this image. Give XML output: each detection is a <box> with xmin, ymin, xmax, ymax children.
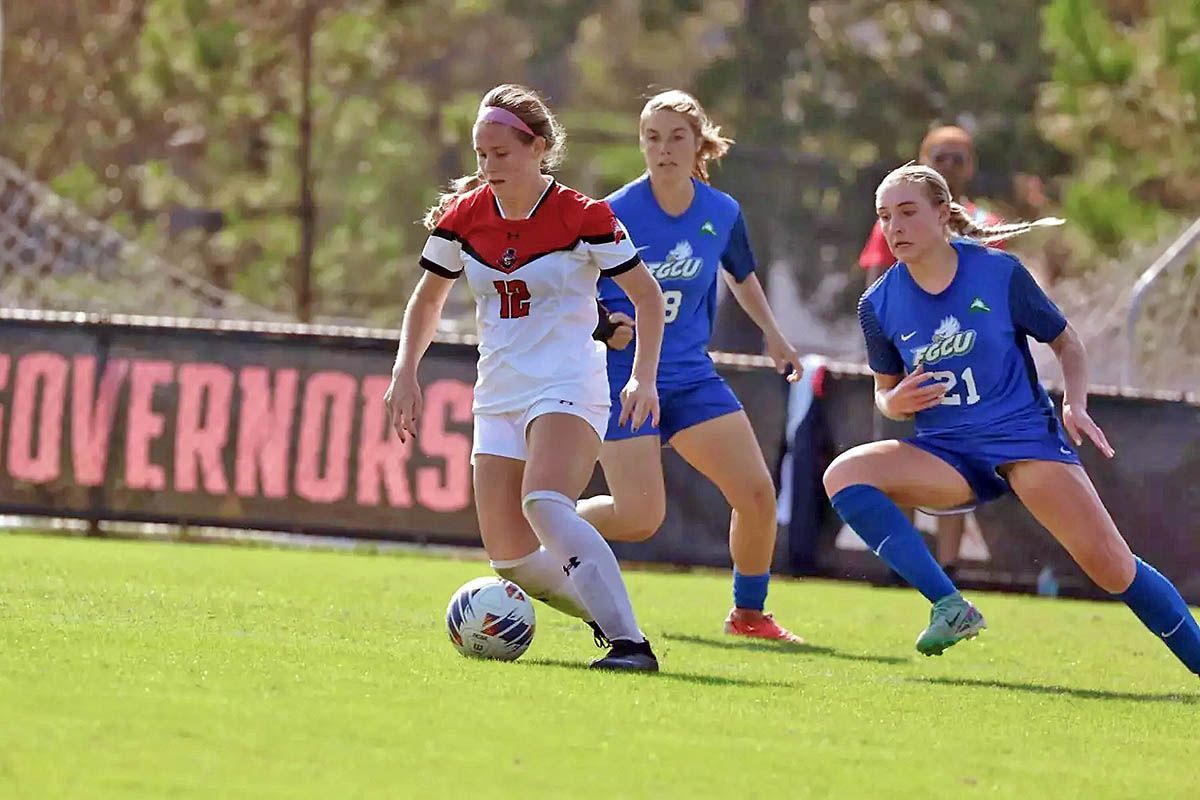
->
<box><xmin>476</xmin><ymin>105</ymin><xmax>537</xmax><ymax>138</ymax></box>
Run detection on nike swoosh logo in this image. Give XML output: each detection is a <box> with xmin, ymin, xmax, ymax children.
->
<box><xmin>900</xmin><ymin>331</ymin><xmax>917</xmax><ymax>341</ymax></box>
<box><xmin>945</xmin><ymin>610</ymin><xmax>965</xmax><ymax>629</ymax></box>
<box><xmin>1060</xmin><ymin>447</ymin><xmax>1072</xmax><ymax>455</ymax></box>
<box><xmin>1162</xmin><ymin>618</ymin><xmax>1185</xmax><ymax>638</ymax></box>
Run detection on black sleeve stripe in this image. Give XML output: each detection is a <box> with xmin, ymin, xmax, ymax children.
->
<box><xmin>580</xmin><ymin>233</ymin><xmax>617</xmax><ymax>245</ymax></box>
<box><xmin>430</xmin><ymin>227</ymin><xmax>462</xmax><ymax>242</ymax></box>
<box><xmin>419</xmin><ymin>256</ymin><xmax>462</xmax><ymax>279</ymax></box>
<box><xmin>599</xmin><ymin>254</ymin><xmax>641</xmax><ymax>278</ymax></box>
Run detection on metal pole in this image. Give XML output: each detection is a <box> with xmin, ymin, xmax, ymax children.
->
<box><xmin>1123</xmin><ymin>217</ymin><xmax>1200</xmax><ymax>386</ymax></box>
<box><xmin>296</xmin><ymin>0</ymin><xmax>316</xmax><ymax>323</ymax></box>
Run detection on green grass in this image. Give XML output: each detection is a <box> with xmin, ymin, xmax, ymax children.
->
<box><xmin>0</xmin><ymin>532</ymin><xmax>1195</xmax><ymax>800</ymax></box>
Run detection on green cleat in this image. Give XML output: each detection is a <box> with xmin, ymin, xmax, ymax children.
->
<box><xmin>916</xmin><ymin>593</ymin><xmax>986</xmax><ymax>656</ymax></box>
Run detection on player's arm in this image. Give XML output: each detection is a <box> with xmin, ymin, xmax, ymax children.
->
<box><xmin>875</xmin><ymin>367</ymin><xmax>946</xmax><ymax>420</ymax></box>
<box><xmin>858</xmin><ymin>292</ymin><xmax>944</xmax><ymax>419</ymax></box>
<box><xmin>612</xmin><ymin>262</ymin><xmax>664</xmax><ymax>428</ymax></box>
<box><xmin>720</xmin><ymin>272</ymin><xmax>802</xmax><ymax>382</ymax></box>
<box><xmin>385</xmin><ymin>271</ymin><xmax>456</xmax><ymax>443</ymax></box>
<box><xmin>593</xmin><ymin>299</ymin><xmax>633</xmax><ymax>350</ymax></box>
<box><xmin>1009</xmin><ymin>260</ymin><xmax>1114</xmax><ymax>458</ymax></box>
<box><xmin>719</xmin><ymin>211</ymin><xmax>802</xmax><ymax>381</ymax></box>
<box><xmin>1048</xmin><ymin>323</ymin><xmax>1114</xmax><ymax>457</ymax></box>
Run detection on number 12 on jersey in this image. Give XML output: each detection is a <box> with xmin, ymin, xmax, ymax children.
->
<box><xmin>494</xmin><ymin>279</ymin><xmax>531</xmax><ymax>319</ymax></box>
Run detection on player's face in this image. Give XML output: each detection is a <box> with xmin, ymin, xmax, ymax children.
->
<box><xmin>640</xmin><ymin>110</ymin><xmax>698</xmax><ymax>182</ymax></box>
<box><xmin>473</xmin><ymin>122</ymin><xmax>545</xmax><ymax>190</ymax></box>
<box><xmin>921</xmin><ymin>144</ymin><xmax>975</xmax><ymax>198</ymax></box>
<box><xmin>876</xmin><ymin>182</ymin><xmax>951</xmax><ymax>261</ymax></box>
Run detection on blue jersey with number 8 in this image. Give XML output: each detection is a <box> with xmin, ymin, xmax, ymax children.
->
<box><xmin>598</xmin><ymin>175</ymin><xmax>757</xmax><ymax>386</ymax></box>
<box><xmin>858</xmin><ymin>241</ymin><xmax>1068</xmax><ymax>439</ymax></box>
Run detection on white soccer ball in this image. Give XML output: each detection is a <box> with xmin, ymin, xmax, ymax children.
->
<box><xmin>446</xmin><ymin>577</ymin><xmax>536</xmax><ymax>661</ymax></box>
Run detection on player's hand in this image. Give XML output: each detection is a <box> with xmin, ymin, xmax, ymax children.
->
<box><xmin>606</xmin><ymin>312</ymin><xmax>634</xmax><ymax>351</ymax></box>
<box><xmin>766</xmin><ymin>331</ymin><xmax>803</xmax><ymax>383</ymax></box>
<box><xmin>384</xmin><ymin>370</ymin><xmax>422</xmax><ymax>443</ymax></box>
<box><xmin>618</xmin><ymin>375</ymin><xmax>660</xmax><ymax>431</ymax></box>
<box><xmin>882</xmin><ymin>365</ymin><xmax>948</xmax><ymax>417</ymax></box>
<box><xmin>1063</xmin><ymin>401</ymin><xmax>1115</xmax><ymax>458</ymax></box>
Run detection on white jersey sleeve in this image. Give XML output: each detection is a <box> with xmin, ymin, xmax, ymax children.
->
<box><xmin>579</xmin><ymin>202</ymin><xmax>641</xmax><ymax>278</ymax></box>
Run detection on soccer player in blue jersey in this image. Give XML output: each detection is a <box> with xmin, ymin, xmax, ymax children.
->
<box><xmin>579</xmin><ymin>90</ymin><xmax>805</xmax><ymax>643</ymax></box>
<box><xmin>824</xmin><ymin>162</ymin><xmax>1200</xmax><ymax>675</ymax></box>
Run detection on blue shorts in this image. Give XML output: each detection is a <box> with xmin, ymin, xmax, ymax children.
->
<box><xmin>605</xmin><ymin>372</ymin><xmax>743</xmax><ymax>442</ymax></box>
<box><xmin>905</xmin><ymin>423</ymin><xmax>1082</xmax><ymax>504</ymax></box>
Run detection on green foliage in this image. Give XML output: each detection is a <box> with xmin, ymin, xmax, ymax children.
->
<box><xmin>1039</xmin><ymin>0</ymin><xmax>1200</xmax><ymax>257</ymax></box>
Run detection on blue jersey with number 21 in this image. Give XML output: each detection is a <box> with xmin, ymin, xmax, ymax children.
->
<box><xmin>858</xmin><ymin>241</ymin><xmax>1068</xmax><ymax>440</ymax></box>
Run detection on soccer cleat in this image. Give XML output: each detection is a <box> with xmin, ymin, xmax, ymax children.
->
<box><xmin>723</xmin><ymin>608</ymin><xmax>805</xmax><ymax>644</ymax></box>
<box><xmin>590</xmin><ymin>638</ymin><xmax>659</xmax><ymax>672</ymax></box>
<box><xmin>915</xmin><ymin>593</ymin><xmax>986</xmax><ymax>656</ymax></box>
<box><xmin>587</xmin><ymin>620</ymin><xmax>610</xmax><ymax>649</ymax></box>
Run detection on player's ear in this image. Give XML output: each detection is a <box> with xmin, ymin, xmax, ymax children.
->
<box><xmin>529</xmin><ymin>135</ymin><xmax>547</xmax><ymax>161</ymax></box>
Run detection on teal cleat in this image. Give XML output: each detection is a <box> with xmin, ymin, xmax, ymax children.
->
<box><xmin>916</xmin><ymin>593</ymin><xmax>986</xmax><ymax>656</ymax></box>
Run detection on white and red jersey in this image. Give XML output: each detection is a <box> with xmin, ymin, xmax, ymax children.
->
<box><xmin>420</xmin><ymin>179</ymin><xmax>641</xmax><ymax>416</ymax></box>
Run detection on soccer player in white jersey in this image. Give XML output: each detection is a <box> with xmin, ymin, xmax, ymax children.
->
<box><xmin>384</xmin><ymin>84</ymin><xmax>667</xmax><ymax>671</ymax></box>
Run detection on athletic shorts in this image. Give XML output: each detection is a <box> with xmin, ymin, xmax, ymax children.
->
<box><xmin>472</xmin><ymin>397</ymin><xmax>608</xmax><ymax>464</ymax></box>
<box><xmin>604</xmin><ymin>371</ymin><xmax>743</xmax><ymax>443</ymax></box>
<box><xmin>904</xmin><ymin>423</ymin><xmax>1082</xmax><ymax>504</ymax></box>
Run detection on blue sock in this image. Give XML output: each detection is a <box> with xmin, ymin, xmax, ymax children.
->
<box><xmin>830</xmin><ymin>484</ymin><xmax>958</xmax><ymax>603</ymax></box>
<box><xmin>1118</xmin><ymin>557</ymin><xmax>1200</xmax><ymax>674</ymax></box>
<box><xmin>733</xmin><ymin>570</ymin><xmax>770</xmax><ymax>611</ymax></box>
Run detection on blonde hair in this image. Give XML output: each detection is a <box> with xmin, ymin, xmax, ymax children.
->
<box><xmin>640</xmin><ymin>90</ymin><xmax>732</xmax><ymax>184</ymax></box>
<box><xmin>876</xmin><ymin>163</ymin><xmax>1064</xmax><ymax>244</ymax></box>
<box><xmin>423</xmin><ymin>84</ymin><xmax>567</xmax><ymax>230</ymax></box>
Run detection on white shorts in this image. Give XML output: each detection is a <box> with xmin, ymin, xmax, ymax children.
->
<box><xmin>472</xmin><ymin>397</ymin><xmax>609</xmax><ymax>463</ymax></box>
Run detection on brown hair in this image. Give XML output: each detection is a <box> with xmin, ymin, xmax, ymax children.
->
<box><xmin>640</xmin><ymin>90</ymin><xmax>732</xmax><ymax>184</ymax></box>
<box><xmin>876</xmin><ymin>163</ymin><xmax>1064</xmax><ymax>245</ymax></box>
<box><xmin>423</xmin><ymin>84</ymin><xmax>566</xmax><ymax>230</ymax></box>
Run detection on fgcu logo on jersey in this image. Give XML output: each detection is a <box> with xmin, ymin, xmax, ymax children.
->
<box><xmin>646</xmin><ymin>240</ymin><xmax>703</xmax><ymax>280</ymax></box>
<box><xmin>911</xmin><ymin>316</ymin><xmax>977</xmax><ymax>367</ymax></box>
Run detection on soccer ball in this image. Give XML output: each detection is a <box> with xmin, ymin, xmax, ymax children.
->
<box><xmin>446</xmin><ymin>577</ymin><xmax>536</xmax><ymax>661</ymax></box>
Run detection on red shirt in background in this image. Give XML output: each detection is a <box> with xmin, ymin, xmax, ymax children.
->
<box><xmin>858</xmin><ymin>201</ymin><xmax>1005</xmax><ymax>269</ymax></box>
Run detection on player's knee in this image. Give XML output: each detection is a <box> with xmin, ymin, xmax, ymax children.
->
<box><xmin>616</xmin><ymin>498</ymin><xmax>665</xmax><ymax>541</ymax></box>
<box><xmin>1087</xmin><ymin>550</ymin><xmax>1137</xmax><ymax>594</ymax></box>
<box><xmin>732</xmin><ymin>475</ymin><xmax>777</xmax><ymax>519</ymax></box>
<box><xmin>823</xmin><ymin>455</ymin><xmax>861</xmax><ymax>499</ymax></box>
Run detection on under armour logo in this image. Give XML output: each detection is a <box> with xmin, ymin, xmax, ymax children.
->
<box><xmin>562</xmin><ymin>556</ymin><xmax>581</xmax><ymax>576</ymax></box>
<box><xmin>506</xmin><ymin>231</ymin><xmax>520</xmax><ymax>241</ymax></box>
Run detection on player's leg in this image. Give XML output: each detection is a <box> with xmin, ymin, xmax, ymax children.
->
<box><xmin>1006</xmin><ymin>460</ymin><xmax>1200</xmax><ymax>675</ymax></box>
<box><xmin>669</xmin><ymin>409</ymin><xmax>803</xmax><ymax>643</ymax></box>
<box><xmin>472</xmin><ymin>412</ymin><xmax>595</xmax><ymax>624</ymax></box>
<box><xmin>523</xmin><ymin>410</ymin><xmax>657</xmax><ymax>670</ymax></box>
<box><xmin>577</xmin><ymin>435</ymin><xmax>667</xmax><ymax>542</ymax></box>
<box><xmin>824</xmin><ymin>440</ymin><xmax>986</xmax><ymax>655</ymax></box>
<box><xmin>936</xmin><ymin>514</ymin><xmax>966</xmax><ymax>579</ymax></box>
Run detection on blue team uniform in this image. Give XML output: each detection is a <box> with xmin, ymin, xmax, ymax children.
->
<box><xmin>858</xmin><ymin>241</ymin><xmax>1080</xmax><ymax>502</ymax></box>
<box><xmin>599</xmin><ymin>175</ymin><xmax>757</xmax><ymax>441</ymax></box>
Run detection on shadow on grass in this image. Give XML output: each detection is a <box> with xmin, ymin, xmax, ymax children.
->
<box><xmin>912</xmin><ymin>676</ymin><xmax>1199</xmax><ymax>704</ymax></box>
<box><xmin>662</xmin><ymin>632</ymin><xmax>910</xmax><ymax>666</ymax></box>
<box><xmin>523</xmin><ymin>657</ymin><xmax>799</xmax><ymax>689</ymax></box>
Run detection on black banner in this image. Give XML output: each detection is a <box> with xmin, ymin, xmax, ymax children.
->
<box><xmin>2</xmin><ymin>313</ymin><xmax>1196</xmax><ymax>602</ymax></box>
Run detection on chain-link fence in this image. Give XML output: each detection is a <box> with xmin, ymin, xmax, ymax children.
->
<box><xmin>0</xmin><ymin>157</ymin><xmax>286</xmax><ymax>322</ymax></box>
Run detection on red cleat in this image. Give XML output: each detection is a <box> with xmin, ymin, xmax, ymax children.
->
<box><xmin>723</xmin><ymin>608</ymin><xmax>805</xmax><ymax>644</ymax></box>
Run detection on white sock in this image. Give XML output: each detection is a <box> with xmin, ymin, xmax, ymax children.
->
<box><xmin>522</xmin><ymin>490</ymin><xmax>645</xmax><ymax>642</ymax></box>
<box><xmin>490</xmin><ymin>547</ymin><xmax>591</xmax><ymax>621</ymax></box>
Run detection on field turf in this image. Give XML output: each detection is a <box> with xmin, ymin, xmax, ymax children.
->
<box><xmin>1</xmin><ymin>532</ymin><xmax>1195</xmax><ymax>799</ymax></box>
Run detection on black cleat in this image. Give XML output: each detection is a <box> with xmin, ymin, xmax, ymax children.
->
<box><xmin>590</xmin><ymin>638</ymin><xmax>659</xmax><ymax>672</ymax></box>
<box><xmin>587</xmin><ymin>621</ymin><xmax>610</xmax><ymax>649</ymax></box>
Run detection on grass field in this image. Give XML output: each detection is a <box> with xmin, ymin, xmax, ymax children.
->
<box><xmin>1</xmin><ymin>532</ymin><xmax>1195</xmax><ymax>799</ymax></box>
